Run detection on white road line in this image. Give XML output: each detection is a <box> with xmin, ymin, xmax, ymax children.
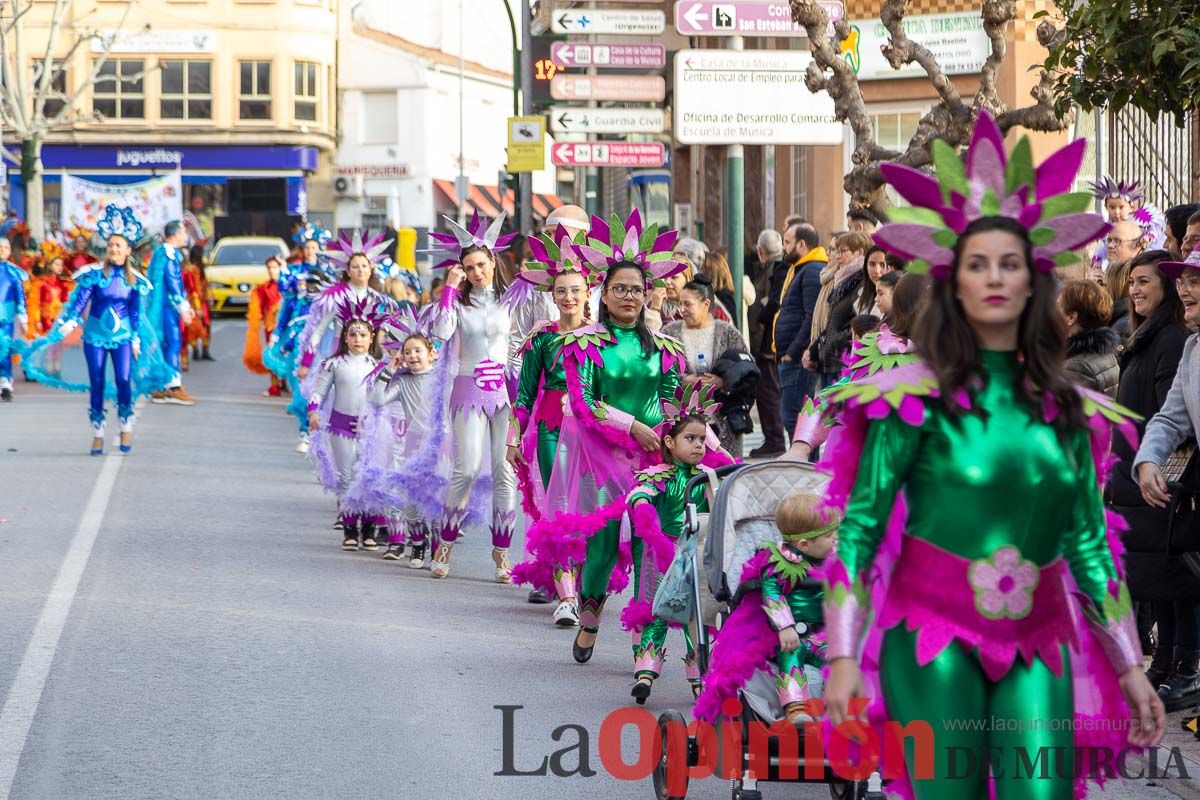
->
<box><xmin>0</xmin><ymin>450</ymin><xmax>124</xmax><ymax>799</ymax></box>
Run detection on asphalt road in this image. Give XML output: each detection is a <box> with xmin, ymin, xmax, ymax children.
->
<box><xmin>0</xmin><ymin>320</ymin><xmax>1192</xmax><ymax>800</ymax></box>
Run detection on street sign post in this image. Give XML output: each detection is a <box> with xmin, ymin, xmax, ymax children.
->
<box><xmin>506</xmin><ymin>115</ymin><xmax>546</xmax><ymax>172</ymax></box>
<box><xmin>550</xmin><ymin>74</ymin><xmax>666</xmax><ymax>102</ymax></box>
<box><xmin>550</xmin><ymin>42</ymin><xmax>666</xmax><ymax>69</ymax></box>
<box><xmin>551</xmin><ymin>142</ymin><xmax>667</xmax><ymax>168</ymax></box>
<box><xmin>550</xmin><ymin>8</ymin><xmax>666</xmax><ymax>34</ymax></box>
<box><xmin>673</xmin><ymin>49</ymin><xmax>842</xmax><ymax>145</ymax></box>
<box><xmin>549</xmin><ymin>106</ymin><xmax>666</xmax><ymax>134</ymax></box>
<box><xmin>673</xmin><ymin>1</ymin><xmax>844</xmax><ymax>35</ymax></box>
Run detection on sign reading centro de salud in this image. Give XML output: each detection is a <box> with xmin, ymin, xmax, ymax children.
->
<box><xmin>842</xmin><ymin>11</ymin><xmax>987</xmax><ymax>80</ymax></box>
<box><xmin>550</xmin><ymin>8</ymin><xmax>666</xmax><ymax>34</ymax></box>
<box><xmin>674</xmin><ymin>50</ymin><xmax>841</xmax><ymax>145</ymax></box>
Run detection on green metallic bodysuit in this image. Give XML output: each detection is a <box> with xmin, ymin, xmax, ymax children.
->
<box><xmin>573</xmin><ymin>321</ymin><xmax>681</xmax><ymax>631</ymax></box>
<box><xmin>825</xmin><ymin>350</ymin><xmax>1141</xmax><ymax>800</ymax></box>
<box><xmin>760</xmin><ymin>543</ymin><xmax>827</xmax><ymax>705</ymax></box>
<box><xmin>628</xmin><ymin>462</ymin><xmax>708</xmax><ymax>684</ymax></box>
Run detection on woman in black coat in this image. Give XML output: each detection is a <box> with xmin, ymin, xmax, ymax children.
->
<box><xmin>1107</xmin><ymin>250</ymin><xmax>1194</xmax><ymax>708</ymax></box>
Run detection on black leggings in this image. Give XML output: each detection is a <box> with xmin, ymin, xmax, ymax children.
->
<box><xmin>1154</xmin><ymin>601</ymin><xmax>1200</xmax><ymax>651</ymax></box>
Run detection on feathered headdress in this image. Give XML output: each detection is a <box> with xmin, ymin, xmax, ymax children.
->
<box><xmin>1133</xmin><ymin>203</ymin><xmax>1167</xmax><ymax>250</ymax></box>
<box><xmin>380</xmin><ymin>304</ymin><xmax>436</xmax><ymax>350</ymax></box>
<box><xmin>66</xmin><ymin>224</ymin><xmax>93</xmax><ymax>242</ymax></box>
<box><xmin>1089</xmin><ymin>176</ymin><xmax>1144</xmax><ymax>205</ymax></box>
<box><xmin>873</xmin><ymin>111</ymin><xmax>1109</xmax><ymax>278</ymax></box>
<box><xmin>334</xmin><ymin>294</ymin><xmax>390</xmax><ymax>332</ymax></box>
<box><xmin>95</xmin><ymin>204</ymin><xmax>144</xmax><ymax>244</ymax></box>
<box><xmin>519</xmin><ymin>224</ymin><xmax>600</xmax><ymax>290</ymax></box>
<box><xmin>292</xmin><ymin>221</ymin><xmax>332</xmax><ymax>247</ymax></box>
<box><xmin>40</xmin><ymin>239</ymin><xmax>68</xmax><ymax>264</ymax></box>
<box><xmin>324</xmin><ymin>229</ymin><xmax>392</xmax><ymax>271</ymax></box>
<box><xmin>574</xmin><ymin>209</ymin><xmax>687</xmax><ymax>290</ymax></box>
<box><xmin>426</xmin><ymin>211</ymin><xmax>517</xmax><ymax>270</ymax></box>
<box><xmin>379</xmin><ymin>257</ymin><xmax>422</xmax><ymax>294</ymax></box>
<box><xmin>661</xmin><ymin>382</ymin><xmax>721</xmax><ymax>429</ymax></box>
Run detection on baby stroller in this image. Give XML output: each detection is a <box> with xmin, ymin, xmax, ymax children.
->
<box><xmin>650</xmin><ymin>461</ymin><xmax>885</xmax><ymax>800</ymax></box>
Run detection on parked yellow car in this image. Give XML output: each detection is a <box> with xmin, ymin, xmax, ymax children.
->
<box><xmin>206</xmin><ymin>236</ymin><xmax>290</xmax><ymax>314</ymax></box>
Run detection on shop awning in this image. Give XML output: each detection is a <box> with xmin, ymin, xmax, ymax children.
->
<box><xmin>433</xmin><ymin>179</ymin><xmax>565</xmax><ymax>221</ymax></box>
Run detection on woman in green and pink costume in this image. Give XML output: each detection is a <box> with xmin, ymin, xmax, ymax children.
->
<box><xmin>819</xmin><ymin>112</ymin><xmax>1164</xmax><ymax>799</ymax></box>
<box><xmin>521</xmin><ymin>211</ymin><xmax>689</xmax><ymax>664</ymax></box>
<box><xmin>508</xmin><ymin>223</ymin><xmax>601</xmax><ymax>627</ymax></box>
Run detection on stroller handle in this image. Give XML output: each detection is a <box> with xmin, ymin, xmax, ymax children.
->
<box><xmin>683</xmin><ymin>464</ymin><xmax>745</xmax><ymax>538</ymax></box>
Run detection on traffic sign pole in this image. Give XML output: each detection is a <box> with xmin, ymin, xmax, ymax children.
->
<box><xmin>726</xmin><ymin>35</ymin><xmax>744</xmax><ymax>329</ymax></box>
<box><xmin>519</xmin><ymin>0</ymin><xmax>533</xmax><ymax>235</ymax></box>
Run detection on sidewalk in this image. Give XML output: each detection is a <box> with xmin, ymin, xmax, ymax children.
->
<box><xmin>1154</xmin><ymin>708</ymin><xmax>1200</xmax><ymax>799</ymax></box>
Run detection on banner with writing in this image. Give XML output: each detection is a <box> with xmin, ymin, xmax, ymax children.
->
<box><xmin>60</xmin><ymin>173</ymin><xmax>184</xmax><ymax>239</ymax></box>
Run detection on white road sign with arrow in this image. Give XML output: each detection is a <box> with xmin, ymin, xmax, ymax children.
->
<box><xmin>549</xmin><ymin>106</ymin><xmax>666</xmax><ymax>134</ymax></box>
<box><xmin>550</xmin><ymin>8</ymin><xmax>666</xmax><ymax>34</ymax></box>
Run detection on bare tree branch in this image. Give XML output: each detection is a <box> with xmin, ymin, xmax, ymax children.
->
<box><xmin>880</xmin><ymin>0</ymin><xmax>964</xmax><ymax>111</ymax></box>
<box><xmin>32</xmin><ymin>0</ymin><xmax>71</xmax><ymax>123</ymax></box>
<box><xmin>974</xmin><ymin>0</ymin><xmax>1014</xmax><ymax>115</ymax></box>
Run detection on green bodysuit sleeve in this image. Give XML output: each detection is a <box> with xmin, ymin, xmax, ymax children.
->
<box><xmin>514</xmin><ymin>333</ymin><xmax>546</xmax><ymax>417</ymax></box>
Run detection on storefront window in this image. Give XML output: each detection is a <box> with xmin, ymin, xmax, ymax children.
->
<box><xmin>161</xmin><ymin>60</ymin><xmax>212</xmax><ymax>120</ymax></box>
<box><xmin>870</xmin><ymin>111</ymin><xmax>924</xmax><ymax>205</ymax></box>
<box><xmin>790</xmin><ymin>146</ymin><xmax>809</xmax><ymax>221</ymax></box>
<box><xmin>94</xmin><ymin>59</ymin><xmax>145</xmax><ymax>119</ymax></box>
<box><xmin>239</xmin><ymin>60</ymin><xmax>272</xmax><ymax>120</ymax></box>
<box><xmin>294</xmin><ymin>61</ymin><xmax>318</xmax><ymax>122</ymax></box>
<box><xmin>184</xmin><ymin>184</ymin><xmax>225</xmax><ymax>245</ymax></box>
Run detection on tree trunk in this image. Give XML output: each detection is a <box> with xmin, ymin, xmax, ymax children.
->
<box><xmin>21</xmin><ymin>137</ymin><xmax>45</xmax><ymax>244</ymax></box>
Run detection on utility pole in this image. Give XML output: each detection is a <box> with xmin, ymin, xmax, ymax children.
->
<box><xmin>457</xmin><ymin>0</ymin><xmax>467</xmax><ymax>226</ymax></box>
<box><xmin>502</xmin><ymin>0</ymin><xmax>521</xmax><ymax>226</ymax></box>
<box><xmin>518</xmin><ymin>0</ymin><xmax>533</xmax><ymax>234</ymax></box>
<box><xmin>726</xmin><ymin>35</ymin><xmax>744</xmax><ymax>328</ymax></box>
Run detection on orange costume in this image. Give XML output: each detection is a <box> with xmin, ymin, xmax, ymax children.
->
<box><xmin>181</xmin><ymin>259</ymin><xmax>212</xmax><ymax>364</ymax></box>
<box><xmin>243</xmin><ymin>278</ymin><xmax>282</xmax><ymax>375</ymax></box>
<box><xmin>36</xmin><ymin>273</ymin><xmax>73</xmax><ymax>334</ymax></box>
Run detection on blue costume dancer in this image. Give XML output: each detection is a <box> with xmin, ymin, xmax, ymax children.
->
<box><xmin>266</xmin><ymin>222</ymin><xmax>333</xmax><ymax>452</ymax></box>
<box><xmin>24</xmin><ymin>211</ymin><xmax>171</xmax><ymax>453</ymax></box>
<box><xmin>0</xmin><ymin>237</ymin><xmax>29</xmax><ymax>401</ymax></box>
<box><xmin>145</xmin><ymin>219</ymin><xmax>195</xmax><ymax>405</ymax></box>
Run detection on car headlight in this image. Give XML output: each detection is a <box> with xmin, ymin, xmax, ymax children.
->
<box><xmin>209</xmin><ymin>281</ymin><xmax>232</xmax><ymax>289</ymax></box>
<box><xmin>237</xmin><ymin>283</ymin><xmax>252</xmax><ymax>292</ymax></box>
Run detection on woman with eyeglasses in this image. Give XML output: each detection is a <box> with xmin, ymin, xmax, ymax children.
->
<box><xmin>1104</xmin><ymin>250</ymin><xmax>1194</xmax><ymax>709</ymax></box>
<box><xmin>519</xmin><ymin>211</ymin><xmax>687</xmax><ymax>667</ymax></box>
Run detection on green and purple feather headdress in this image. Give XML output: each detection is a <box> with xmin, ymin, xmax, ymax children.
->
<box><xmin>661</xmin><ymin>381</ymin><xmax>721</xmax><ymax>429</ymax></box>
<box><xmin>1089</xmin><ymin>176</ymin><xmax>1144</xmax><ymax>205</ymax></box>
<box><xmin>518</xmin><ymin>224</ymin><xmax>601</xmax><ymax>291</ymax></box>
<box><xmin>874</xmin><ymin>111</ymin><xmax>1110</xmax><ymax>279</ymax></box>
<box><xmin>574</xmin><ymin>209</ymin><xmax>687</xmax><ymax>290</ymax></box>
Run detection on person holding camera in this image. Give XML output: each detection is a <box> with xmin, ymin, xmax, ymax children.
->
<box><xmin>662</xmin><ymin>274</ymin><xmax>756</xmax><ymax>458</ymax></box>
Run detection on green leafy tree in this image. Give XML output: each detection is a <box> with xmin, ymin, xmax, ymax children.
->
<box><xmin>1038</xmin><ymin>1</ymin><xmax>1200</xmax><ymax>125</ymax></box>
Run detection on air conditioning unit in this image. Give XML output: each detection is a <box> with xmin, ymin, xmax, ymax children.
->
<box><xmin>334</xmin><ymin>174</ymin><xmax>365</xmax><ymax>199</ymax></box>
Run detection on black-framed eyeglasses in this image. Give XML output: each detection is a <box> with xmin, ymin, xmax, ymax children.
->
<box><xmin>608</xmin><ymin>284</ymin><xmax>645</xmax><ymax>299</ymax></box>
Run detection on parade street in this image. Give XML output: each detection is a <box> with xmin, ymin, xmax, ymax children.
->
<box><xmin>0</xmin><ymin>320</ymin><xmax>1197</xmax><ymax>800</ymax></box>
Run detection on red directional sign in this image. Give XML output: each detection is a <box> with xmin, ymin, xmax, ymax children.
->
<box><xmin>551</xmin><ymin>142</ymin><xmax>667</xmax><ymax>168</ymax></box>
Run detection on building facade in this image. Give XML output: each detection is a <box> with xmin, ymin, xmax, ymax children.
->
<box><xmin>5</xmin><ymin>0</ymin><xmax>338</xmax><ymax>242</ymax></box>
<box><xmin>335</xmin><ymin>0</ymin><xmax>560</xmax><ymax>239</ymax></box>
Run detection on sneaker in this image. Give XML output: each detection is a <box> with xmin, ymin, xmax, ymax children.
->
<box><xmin>361</xmin><ymin>538</ymin><xmax>380</xmax><ymax>551</ymax></box>
<box><xmin>748</xmin><ymin>445</ymin><xmax>785</xmax><ymax>459</ymax></box>
<box><xmin>527</xmin><ymin>588</ymin><xmax>552</xmax><ymax>604</ymax></box>
<box><xmin>409</xmin><ymin>543</ymin><xmax>427</xmax><ymax>569</ymax></box>
<box><xmin>382</xmin><ymin>543</ymin><xmax>405</xmax><ymax>561</ymax></box>
<box><xmin>553</xmin><ymin>600</ymin><xmax>579</xmax><ymax>627</ymax></box>
<box><xmin>342</xmin><ymin>537</ymin><xmax>358</xmax><ymax>550</ymax></box>
<box><xmin>162</xmin><ymin>386</ymin><xmax>196</xmax><ymax>406</ymax></box>
<box><xmin>267</xmin><ymin>385</ymin><xmax>282</xmax><ymax>397</ymax></box>
<box><xmin>296</xmin><ymin>433</ymin><xmax>311</xmax><ymax>454</ymax></box>
<box><xmin>0</xmin><ymin>387</ymin><xmax>11</xmax><ymax>402</ymax></box>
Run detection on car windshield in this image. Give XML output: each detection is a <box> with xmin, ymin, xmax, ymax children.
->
<box><xmin>212</xmin><ymin>244</ymin><xmax>282</xmax><ymax>266</ymax></box>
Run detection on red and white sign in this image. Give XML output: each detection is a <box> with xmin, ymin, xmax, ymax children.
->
<box><xmin>551</xmin><ymin>142</ymin><xmax>667</xmax><ymax>168</ymax></box>
<box><xmin>550</xmin><ymin>74</ymin><xmax>666</xmax><ymax>102</ymax></box>
<box><xmin>673</xmin><ymin>1</ymin><xmax>844</xmax><ymax>36</ymax></box>
<box><xmin>551</xmin><ymin>42</ymin><xmax>666</xmax><ymax>69</ymax></box>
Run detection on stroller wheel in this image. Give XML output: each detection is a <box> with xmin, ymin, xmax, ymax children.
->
<box><xmin>652</xmin><ymin>709</ymin><xmax>689</xmax><ymax>799</ymax></box>
<box><xmin>828</xmin><ymin>782</ymin><xmax>871</xmax><ymax>799</ymax></box>
<box><xmin>731</xmin><ymin>784</ymin><xmax>762</xmax><ymax>800</ymax></box>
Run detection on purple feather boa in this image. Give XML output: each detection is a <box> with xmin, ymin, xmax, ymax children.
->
<box><xmin>306</xmin><ymin>425</ymin><xmax>341</xmax><ymax>495</ymax></box>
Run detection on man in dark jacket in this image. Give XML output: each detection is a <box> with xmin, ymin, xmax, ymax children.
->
<box><xmin>747</xmin><ymin>229</ymin><xmax>789</xmax><ymax>457</ymax></box>
<box><xmin>772</xmin><ymin>223</ymin><xmax>826</xmax><ymax>440</ymax></box>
